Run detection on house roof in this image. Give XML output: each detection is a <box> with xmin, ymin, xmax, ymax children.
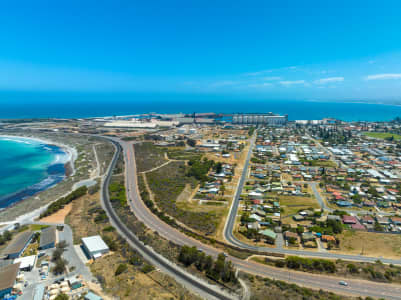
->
<box><xmin>258</xmin><ymin>229</ymin><xmax>277</xmax><ymax>239</ymax></box>
<box><xmin>342</xmin><ymin>216</ymin><xmax>357</xmax><ymax>224</ymax></box>
<box><xmin>321</xmin><ymin>235</ymin><xmax>336</xmax><ymax>241</ymax></box>
<box><xmin>351</xmin><ymin>223</ymin><xmax>366</xmax><ymax>230</ymax></box>
<box><xmin>284</xmin><ymin>231</ymin><xmax>298</xmax><ymax>239</ymax></box>
<box><xmin>0</xmin><ymin>263</ymin><xmax>20</xmax><ymax>291</ymax></box>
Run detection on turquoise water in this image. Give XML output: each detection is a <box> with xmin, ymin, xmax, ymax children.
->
<box><xmin>1</xmin><ymin>91</ymin><xmax>401</xmax><ymax>121</ymax></box>
<box><xmin>0</xmin><ymin>137</ymin><xmax>67</xmax><ymax>209</ymax></box>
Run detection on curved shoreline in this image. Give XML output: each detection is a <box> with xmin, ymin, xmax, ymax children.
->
<box><xmin>0</xmin><ymin>135</ymin><xmax>77</xmax><ymax>210</ymax></box>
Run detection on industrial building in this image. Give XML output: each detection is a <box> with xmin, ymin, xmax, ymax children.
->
<box><xmin>81</xmin><ymin>235</ymin><xmax>109</xmax><ymax>259</ymax></box>
<box><xmin>39</xmin><ymin>226</ymin><xmax>57</xmax><ymax>250</ymax></box>
<box><xmin>0</xmin><ymin>263</ymin><xmax>20</xmax><ymax>299</ymax></box>
<box><xmin>2</xmin><ymin>231</ymin><xmax>34</xmax><ymax>259</ymax></box>
<box><xmin>14</xmin><ymin>255</ymin><xmax>36</xmax><ymax>271</ymax></box>
<box><xmin>232</xmin><ymin>113</ymin><xmax>288</xmax><ymax>125</ymax></box>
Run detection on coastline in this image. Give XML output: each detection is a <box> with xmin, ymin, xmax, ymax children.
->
<box><xmin>0</xmin><ymin>134</ymin><xmax>78</xmax><ymax>211</ymax></box>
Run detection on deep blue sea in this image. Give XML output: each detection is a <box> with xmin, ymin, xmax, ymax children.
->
<box><xmin>1</xmin><ymin>91</ymin><xmax>401</xmax><ymax>121</ymax></box>
<box><xmin>0</xmin><ymin>136</ymin><xmax>68</xmax><ymax>209</ymax></box>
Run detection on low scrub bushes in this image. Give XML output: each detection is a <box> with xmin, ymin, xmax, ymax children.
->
<box><xmin>40</xmin><ymin>186</ymin><xmax>88</xmax><ymax>218</ymax></box>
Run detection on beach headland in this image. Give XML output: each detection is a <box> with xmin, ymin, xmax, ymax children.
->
<box><xmin>0</xmin><ymin>135</ymin><xmax>77</xmax><ymax>211</ymax></box>
<box><xmin>0</xmin><ymin>131</ymin><xmax>114</xmax><ymax>223</ymax></box>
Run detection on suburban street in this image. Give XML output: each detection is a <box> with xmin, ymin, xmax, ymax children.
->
<box><xmin>109</xmin><ymin>137</ymin><xmax>401</xmax><ymax>299</ymax></box>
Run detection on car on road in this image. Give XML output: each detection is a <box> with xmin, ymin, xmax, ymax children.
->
<box><xmin>339</xmin><ymin>280</ymin><xmax>348</xmax><ymax>286</ymax></box>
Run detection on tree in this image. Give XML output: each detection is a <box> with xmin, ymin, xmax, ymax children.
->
<box><xmin>55</xmin><ymin>294</ymin><xmax>69</xmax><ymax>300</ymax></box>
<box><xmin>215</xmin><ymin>162</ymin><xmax>223</xmax><ymax>174</ymax></box>
<box><xmin>186</xmin><ymin>138</ymin><xmax>196</xmax><ymax>147</ymax></box>
<box><xmin>53</xmin><ymin>259</ymin><xmax>67</xmax><ymax>275</ymax></box>
<box><xmin>52</xmin><ymin>248</ymin><xmax>64</xmax><ymax>262</ymax></box>
<box><xmin>115</xmin><ymin>263</ymin><xmax>128</xmax><ymax>276</ymax></box>
<box><xmin>57</xmin><ymin>240</ymin><xmax>68</xmax><ymax>249</ymax></box>
<box><xmin>374</xmin><ymin>221</ymin><xmax>384</xmax><ymax>232</ymax></box>
<box><xmin>195</xmin><ymin>252</ymin><xmax>206</xmax><ymax>271</ymax></box>
<box><xmin>3</xmin><ymin>230</ymin><xmax>12</xmax><ymax>241</ymax></box>
<box><xmin>204</xmin><ymin>255</ymin><xmax>213</xmax><ymax>272</ymax></box>
<box><xmin>296</xmin><ymin>225</ymin><xmax>304</xmax><ymax>235</ymax></box>
<box><xmin>347</xmin><ymin>263</ymin><xmax>358</xmax><ymax>274</ymax></box>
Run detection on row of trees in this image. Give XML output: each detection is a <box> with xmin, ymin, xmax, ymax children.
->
<box><xmin>0</xmin><ymin>230</ymin><xmax>13</xmax><ymax>245</ymax></box>
<box><xmin>40</xmin><ymin>186</ymin><xmax>88</xmax><ymax>218</ymax></box>
<box><xmin>275</xmin><ymin>256</ymin><xmax>336</xmax><ymax>273</ymax></box>
<box><xmin>178</xmin><ymin>246</ymin><xmax>237</xmax><ymax>283</ymax></box>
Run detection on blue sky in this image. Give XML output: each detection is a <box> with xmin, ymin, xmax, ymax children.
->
<box><xmin>1</xmin><ymin>0</ymin><xmax>401</xmax><ymax>102</ymax></box>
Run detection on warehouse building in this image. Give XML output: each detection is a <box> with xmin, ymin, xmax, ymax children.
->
<box><xmin>232</xmin><ymin>113</ymin><xmax>288</xmax><ymax>125</ymax></box>
<box><xmin>0</xmin><ymin>263</ymin><xmax>20</xmax><ymax>299</ymax></box>
<box><xmin>81</xmin><ymin>236</ymin><xmax>109</xmax><ymax>260</ymax></box>
<box><xmin>2</xmin><ymin>231</ymin><xmax>34</xmax><ymax>259</ymax></box>
<box><xmin>39</xmin><ymin>226</ymin><xmax>57</xmax><ymax>250</ymax></box>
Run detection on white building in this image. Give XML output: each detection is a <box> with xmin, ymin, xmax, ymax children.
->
<box><xmin>14</xmin><ymin>255</ymin><xmax>36</xmax><ymax>271</ymax></box>
<box><xmin>81</xmin><ymin>236</ymin><xmax>109</xmax><ymax>259</ymax></box>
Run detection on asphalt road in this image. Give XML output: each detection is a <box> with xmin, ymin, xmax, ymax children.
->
<box><xmin>100</xmin><ymin>140</ymin><xmax>236</xmax><ymax>300</ymax></box>
<box><xmin>223</xmin><ymin>136</ymin><xmax>401</xmax><ymax>263</ymax></box>
<box><xmin>112</xmin><ymin>137</ymin><xmax>401</xmax><ymax>299</ymax></box>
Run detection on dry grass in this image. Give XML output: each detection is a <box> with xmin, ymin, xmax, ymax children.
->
<box><xmin>336</xmin><ymin>230</ymin><xmax>401</xmax><ymax>259</ymax></box>
<box><xmin>66</xmin><ymin>191</ymin><xmax>200</xmax><ymax>300</ymax></box>
<box><xmin>40</xmin><ymin>203</ymin><xmax>72</xmax><ymax>224</ymax></box>
<box><xmin>279</xmin><ymin>195</ymin><xmax>319</xmax><ymax>217</ymax></box>
<box><xmin>90</xmin><ymin>254</ymin><xmax>180</xmax><ymax>300</ymax></box>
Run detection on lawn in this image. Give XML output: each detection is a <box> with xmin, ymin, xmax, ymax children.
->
<box><xmin>279</xmin><ymin>195</ymin><xmax>319</xmax><ymax>216</ymax></box>
<box><xmin>336</xmin><ymin>230</ymin><xmax>401</xmax><ymax>259</ymax></box>
<box><xmin>363</xmin><ymin>132</ymin><xmax>401</xmax><ymax>141</ymax></box>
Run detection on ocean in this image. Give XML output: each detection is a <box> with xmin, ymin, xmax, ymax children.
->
<box><xmin>1</xmin><ymin>91</ymin><xmax>401</xmax><ymax>121</ymax></box>
<box><xmin>0</xmin><ymin>136</ymin><xmax>68</xmax><ymax>209</ymax></box>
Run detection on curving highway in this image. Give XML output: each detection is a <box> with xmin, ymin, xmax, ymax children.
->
<box><xmin>104</xmin><ymin>137</ymin><xmax>401</xmax><ymax>300</ymax></box>
<box><xmin>100</xmin><ymin>140</ymin><xmax>237</xmax><ymax>300</ymax></box>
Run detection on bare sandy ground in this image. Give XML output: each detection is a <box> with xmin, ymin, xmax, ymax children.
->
<box><xmin>39</xmin><ymin>203</ymin><xmax>72</xmax><ymax>224</ymax></box>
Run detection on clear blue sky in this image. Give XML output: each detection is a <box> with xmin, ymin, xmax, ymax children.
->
<box><xmin>1</xmin><ymin>0</ymin><xmax>401</xmax><ymax>102</ymax></box>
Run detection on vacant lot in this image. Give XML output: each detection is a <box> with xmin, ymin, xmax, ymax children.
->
<box><xmin>279</xmin><ymin>195</ymin><xmax>319</xmax><ymax>217</ymax></box>
<box><xmin>40</xmin><ymin>203</ymin><xmax>72</xmax><ymax>224</ymax></box>
<box><xmin>363</xmin><ymin>132</ymin><xmax>401</xmax><ymax>140</ymax></box>
<box><xmin>336</xmin><ymin>230</ymin><xmax>401</xmax><ymax>259</ymax></box>
<box><xmin>146</xmin><ymin>161</ymin><xmax>221</xmax><ymax>234</ymax></box>
<box><xmin>134</xmin><ymin>142</ymin><xmax>167</xmax><ymax>172</ymax></box>
<box><xmin>66</xmin><ymin>188</ymin><xmax>198</xmax><ymax>300</ymax></box>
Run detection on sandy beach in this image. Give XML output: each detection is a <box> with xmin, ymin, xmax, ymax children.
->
<box><xmin>0</xmin><ymin>131</ymin><xmax>110</xmax><ymax>223</ymax></box>
<box><xmin>0</xmin><ymin>134</ymin><xmax>78</xmax><ymax>173</ymax></box>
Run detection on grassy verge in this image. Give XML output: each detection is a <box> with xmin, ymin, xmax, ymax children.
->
<box><xmin>363</xmin><ymin>132</ymin><xmax>401</xmax><ymax>140</ymax></box>
<box><xmin>251</xmin><ymin>256</ymin><xmax>401</xmax><ymax>284</ymax></box>
<box><xmin>241</xmin><ymin>273</ymin><xmax>359</xmax><ymax>300</ymax></box>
